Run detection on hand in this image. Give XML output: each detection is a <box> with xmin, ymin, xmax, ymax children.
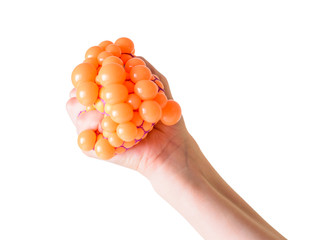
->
<box><xmin>66</xmin><ymin>58</ymin><xmax>192</xmax><ymax>179</ymax></box>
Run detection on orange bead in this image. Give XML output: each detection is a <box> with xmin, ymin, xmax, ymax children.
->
<box><xmin>134</xmin><ymin>80</ymin><xmax>158</xmax><ymax>100</ymax></box>
<box><xmin>95</xmin><ymin>138</ymin><xmax>115</xmax><ymax>160</ymax></box>
<box><xmin>99</xmin><ymin>40</ymin><xmax>113</xmax><ymax>49</ymax></box>
<box><xmin>161</xmin><ymin>100</ymin><xmax>182</xmax><ymax>126</ymax></box>
<box><xmin>101</xmin><ymin>115</ymin><xmax>118</xmax><ymax>132</ymax></box>
<box><xmin>76</xmin><ymin>81</ymin><xmax>99</xmax><ymax>106</ymax></box>
<box><xmin>101</xmin><ymin>83</ymin><xmax>128</xmax><ymax>105</ymax></box>
<box><xmin>139</xmin><ymin>100</ymin><xmax>162</xmax><ymax>123</ymax></box>
<box><xmin>85</xmin><ymin>46</ymin><xmax>104</xmax><ymax>59</ymax></box>
<box><xmin>71</xmin><ymin>63</ymin><xmax>96</xmax><ymax>88</ymax></box>
<box><xmin>154</xmin><ymin>92</ymin><xmax>168</xmax><ymax>108</ymax></box>
<box><xmin>123</xmin><ymin>80</ymin><xmax>135</xmax><ymax>93</ymax></box>
<box><xmin>106</xmin><ymin>44</ymin><xmax>121</xmax><ymax>57</ymax></box>
<box><xmin>104</xmin><ymin>103</ymin><xmax>112</xmax><ymax>115</ymax></box>
<box><xmin>83</xmin><ymin>57</ymin><xmax>99</xmax><ymax>69</ymax></box>
<box><xmin>131</xmin><ymin>111</ymin><xmax>143</xmax><ymax>126</ymax></box>
<box><xmin>116</xmin><ymin>122</ymin><xmax>138</xmax><ymax>142</ymax></box>
<box><xmin>97</xmin><ymin>51</ymin><xmax>113</xmax><ymax>65</ymax></box>
<box><xmin>115</xmin><ymin>147</ymin><xmax>126</xmax><ymax>154</ymax></box>
<box><xmin>142</xmin><ymin>121</ymin><xmax>153</xmax><ymax>132</ymax></box>
<box><xmin>130</xmin><ymin>65</ymin><xmax>152</xmax><ymax>83</ymax></box>
<box><xmin>102</xmin><ymin>56</ymin><xmax>124</xmax><ymax>66</ymax></box>
<box><xmin>110</xmin><ymin>103</ymin><xmax>134</xmax><ymax>123</ymax></box>
<box><xmin>108</xmin><ymin>132</ymin><xmax>124</xmax><ymax>147</ymax></box>
<box><xmin>99</xmin><ymin>63</ymin><xmax>126</xmax><ymax>86</ymax></box>
<box><xmin>115</xmin><ymin>37</ymin><xmax>134</xmax><ymax>54</ymax></box>
<box><xmin>155</xmin><ymin>80</ymin><xmax>164</xmax><ymax>90</ymax></box>
<box><xmin>96</xmin><ymin>133</ymin><xmax>104</xmax><ymax>142</ymax></box>
<box><xmin>123</xmin><ymin>140</ymin><xmax>136</xmax><ymax>149</ymax></box>
<box><xmin>78</xmin><ymin>129</ymin><xmax>97</xmax><ymax>151</ymax></box>
<box><xmin>125</xmin><ymin>58</ymin><xmax>146</xmax><ymax>73</ymax></box>
<box><xmin>127</xmin><ymin>93</ymin><xmax>141</xmax><ymax>110</ymax></box>
<box><xmin>120</xmin><ymin>54</ymin><xmax>133</xmax><ymax>65</ymax></box>
<box><xmin>135</xmin><ymin>128</ymin><xmax>145</xmax><ymax>140</ymax></box>
<box><xmin>94</xmin><ymin>98</ymin><xmax>105</xmax><ymax>113</ymax></box>
<box><xmin>103</xmin><ymin>130</ymin><xmax>113</xmax><ymax>138</ymax></box>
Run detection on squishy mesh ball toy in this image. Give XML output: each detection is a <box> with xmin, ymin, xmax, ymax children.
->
<box><xmin>71</xmin><ymin>37</ymin><xmax>182</xmax><ymax>160</ymax></box>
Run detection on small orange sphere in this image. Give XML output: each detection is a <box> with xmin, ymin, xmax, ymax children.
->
<box><xmin>101</xmin><ymin>116</ymin><xmax>118</xmax><ymax>132</ymax></box>
<box><xmin>139</xmin><ymin>100</ymin><xmax>162</xmax><ymax>123</ymax></box>
<box><xmin>131</xmin><ymin>111</ymin><xmax>143</xmax><ymax>126</ymax></box>
<box><xmin>155</xmin><ymin>80</ymin><xmax>164</xmax><ymax>90</ymax></box>
<box><xmin>134</xmin><ymin>80</ymin><xmax>158</xmax><ymax>100</ymax></box>
<box><xmin>120</xmin><ymin>54</ymin><xmax>133</xmax><ymax>65</ymax></box>
<box><xmin>78</xmin><ymin>129</ymin><xmax>97</xmax><ymax>151</ymax></box>
<box><xmin>95</xmin><ymin>138</ymin><xmax>115</xmax><ymax>160</ymax></box>
<box><xmin>115</xmin><ymin>37</ymin><xmax>135</xmax><ymax>54</ymax></box>
<box><xmin>125</xmin><ymin>58</ymin><xmax>146</xmax><ymax>73</ymax></box>
<box><xmin>106</xmin><ymin>44</ymin><xmax>122</xmax><ymax>57</ymax></box>
<box><xmin>135</xmin><ymin>128</ymin><xmax>145</xmax><ymax>140</ymax></box>
<box><xmin>85</xmin><ymin>46</ymin><xmax>104</xmax><ymax>59</ymax></box>
<box><xmin>71</xmin><ymin>63</ymin><xmax>96</xmax><ymax>88</ymax></box>
<box><xmin>97</xmin><ymin>51</ymin><xmax>113</xmax><ymax>65</ymax></box>
<box><xmin>76</xmin><ymin>81</ymin><xmax>99</xmax><ymax>106</ymax></box>
<box><xmin>102</xmin><ymin>56</ymin><xmax>124</xmax><ymax>66</ymax></box>
<box><xmin>161</xmin><ymin>100</ymin><xmax>182</xmax><ymax>126</ymax></box>
<box><xmin>110</xmin><ymin>103</ymin><xmax>134</xmax><ymax>123</ymax></box>
<box><xmin>130</xmin><ymin>65</ymin><xmax>152</xmax><ymax>83</ymax></box>
<box><xmin>99</xmin><ymin>63</ymin><xmax>126</xmax><ymax>86</ymax></box>
<box><xmin>117</xmin><ymin>122</ymin><xmax>138</xmax><ymax>142</ymax></box>
<box><xmin>99</xmin><ymin>40</ymin><xmax>113</xmax><ymax>49</ymax></box>
<box><xmin>108</xmin><ymin>132</ymin><xmax>124</xmax><ymax>147</ymax></box>
<box><xmin>154</xmin><ymin>92</ymin><xmax>168</xmax><ymax>108</ymax></box>
<box><xmin>83</xmin><ymin>57</ymin><xmax>99</xmax><ymax>69</ymax></box>
<box><xmin>127</xmin><ymin>93</ymin><xmax>141</xmax><ymax>110</ymax></box>
<box><xmin>123</xmin><ymin>80</ymin><xmax>135</xmax><ymax>93</ymax></box>
<box><xmin>101</xmin><ymin>83</ymin><xmax>128</xmax><ymax>105</ymax></box>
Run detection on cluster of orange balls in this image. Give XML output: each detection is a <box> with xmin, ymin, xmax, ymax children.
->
<box><xmin>71</xmin><ymin>37</ymin><xmax>181</xmax><ymax>160</ymax></box>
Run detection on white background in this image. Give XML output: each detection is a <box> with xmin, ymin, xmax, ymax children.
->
<box><xmin>0</xmin><ymin>1</ymin><xmax>319</xmax><ymax>239</ymax></box>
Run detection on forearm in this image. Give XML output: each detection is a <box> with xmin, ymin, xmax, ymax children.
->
<box><xmin>147</xmin><ymin>134</ymin><xmax>285</xmax><ymax>239</ymax></box>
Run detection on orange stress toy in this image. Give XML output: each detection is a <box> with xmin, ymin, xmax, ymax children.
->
<box><xmin>71</xmin><ymin>37</ymin><xmax>181</xmax><ymax>160</ymax></box>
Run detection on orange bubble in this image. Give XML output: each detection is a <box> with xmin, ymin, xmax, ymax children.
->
<box><xmin>108</xmin><ymin>132</ymin><xmax>124</xmax><ymax>147</ymax></box>
<box><xmin>155</xmin><ymin>80</ymin><xmax>164</xmax><ymax>90</ymax></box>
<box><xmin>142</xmin><ymin>121</ymin><xmax>153</xmax><ymax>132</ymax></box>
<box><xmin>131</xmin><ymin>111</ymin><xmax>143</xmax><ymax>126</ymax></box>
<box><xmin>85</xmin><ymin>46</ymin><xmax>104</xmax><ymax>59</ymax></box>
<box><xmin>123</xmin><ymin>80</ymin><xmax>135</xmax><ymax>93</ymax></box>
<box><xmin>161</xmin><ymin>100</ymin><xmax>181</xmax><ymax>126</ymax></box>
<box><xmin>102</xmin><ymin>56</ymin><xmax>123</xmax><ymax>66</ymax></box>
<box><xmin>130</xmin><ymin>65</ymin><xmax>152</xmax><ymax>83</ymax></box>
<box><xmin>71</xmin><ymin>63</ymin><xmax>96</xmax><ymax>88</ymax></box>
<box><xmin>78</xmin><ymin>129</ymin><xmax>97</xmax><ymax>151</ymax></box>
<box><xmin>97</xmin><ymin>133</ymin><xmax>104</xmax><ymax>142</ymax></box>
<box><xmin>99</xmin><ymin>40</ymin><xmax>113</xmax><ymax>49</ymax></box>
<box><xmin>104</xmin><ymin>103</ymin><xmax>112</xmax><ymax>115</ymax></box>
<box><xmin>101</xmin><ymin>115</ymin><xmax>118</xmax><ymax>132</ymax></box>
<box><xmin>124</xmin><ymin>57</ymin><xmax>146</xmax><ymax>73</ymax></box>
<box><xmin>83</xmin><ymin>57</ymin><xmax>99</xmax><ymax>69</ymax></box>
<box><xmin>106</xmin><ymin>44</ymin><xmax>121</xmax><ymax>57</ymax></box>
<box><xmin>99</xmin><ymin>63</ymin><xmax>126</xmax><ymax>86</ymax></box>
<box><xmin>95</xmin><ymin>138</ymin><xmax>115</xmax><ymax>160</ymax></box>
<box><xmin>101</xmin><ymin>83</ymin><xmax>128</xmax><ymax>105</ymax></box>
<box><xmin>134</xmin><ymin>80</ymin><xmax>158</xmax><ymax>100</ymax></box>
<box><xmin>97</xmin><ymin>51</ymin><xmax>113</xmax><ymax>65</ymax></box>
<box><xmin>115</xmin><ymin>147</ymin><xmax>126</xmax><ymax>154</ymax></box>
<box><xmin>76</xmin><ymin>81</ymin><xmax>99</xmax><ymax>106</ymax></box>
<box><xmin>94</xmin><ymin>98</ymin><xmax>105</xmax><ymax>113</ymax></box>
<box><xmin>127</xmin><ymin>93</ymin><xmax>141</xmax><ymax>110</ymax></box>
<box><xmin>135</xmin><ymin>128</ymin><xmax>144</xmax><ymax>140</ymax></box>
<box><xmin>123</xmin><ymin>140</ymin><xmax>136</xmax><ymax>149</ymax></box>
<box><xmin>110</xmin><ymin>103</ymin><xmax>134</xmax><ymax>123</ymax></box>
<box><xmin>115</xmin><ymin>37</ymin><xmax>134</xmax><ymax>54</ymax></box>
<box><xmin>120</xmin><ymin>54</ymin><xmax>133</xmax><ymax>65</ymax></box>
<box><xmin>139</xmin><ymin>100</ymin><xmax>162</xmax><ymax>123</ymax></box>
<box><xmin>154</xmin><ymin>92</ymin><xmax>168</xmax><ymax>108</ymax></box>
<box><xmin>117</xmin><ymin>122</ymin><xmax>138</xmax><ymax>142</ymax></box>
<box><xmin>102</xmin><ymin>130</ymin><xmax>113</xmax><ymax>138</ymax></box>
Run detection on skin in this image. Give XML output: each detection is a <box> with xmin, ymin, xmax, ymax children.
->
<box><xmin>66</xmin><ymin>58</ymin><xmax>286</xmax><ymax>240</ymax></box>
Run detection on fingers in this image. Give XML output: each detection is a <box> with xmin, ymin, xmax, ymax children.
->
<box><xmin>66</xmin><ymin>97</ymin><xmax>86</xmax><ymax>126</ymax></box>
<box><xmin>76</xmin><ymin>110</ymin><xmax>104</xmax><ymax>134</ymax></box>
<box><xmin>69</xmin><ymin>88</ymin><xmax>76</xmax><ymax>98</ymax></box>
<box><xmin>139</xmin><ymin>57</ymin><xmax>173</xmax><ymax>99</ymax></box>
